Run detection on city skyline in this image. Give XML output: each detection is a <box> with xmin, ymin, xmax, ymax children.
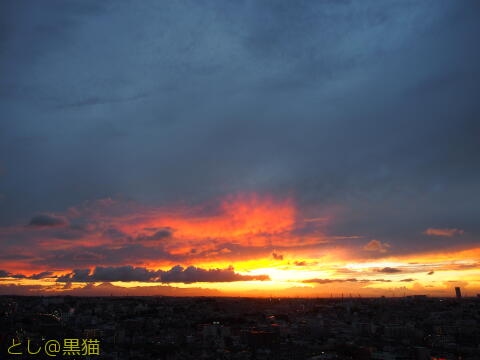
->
<box><xmin>1</xmin><ymin>1</ymin><xmax>479</xmax><ymax>297</ymax></box>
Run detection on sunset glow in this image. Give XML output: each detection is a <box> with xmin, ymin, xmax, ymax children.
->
<box><xmin>1</xmin><ymin>1</ymin><xmax>479</xmax><ymax>303</ymax></box>
<box><xmin>0</xmin><ymin>193</ymin><xmax>478</xmax><ymax>297</ymax></box>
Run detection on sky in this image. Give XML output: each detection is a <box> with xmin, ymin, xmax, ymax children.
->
<box><xmin>0</xmin><ymin>0</ymin><xmax>479</xmax><ymax>297</ymax></box>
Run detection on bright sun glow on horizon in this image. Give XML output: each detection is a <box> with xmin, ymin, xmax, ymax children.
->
<box><xmin>0</xmin><ymin>193</ymin><xmax>479</xmax><ymax>297</ymax></box>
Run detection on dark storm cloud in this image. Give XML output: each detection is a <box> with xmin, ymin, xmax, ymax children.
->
<box><xmin>57</xmin><ymin>269</ymin><xmax>91</xmax><ymax>282</ymax></box>
<box><xmin>159</xmin><ymin>265</ymin><xmax>270</xmax><ymax>283</ymax></box>
<box><xmin>0</xmin><ymin>270</ymin><xmax>53</xmax><ymax>279</ymax></box>
<box><xmin>28</xmin><ymin>271</ymin><xmax>54</xmax><ymax>280</ymax></box>
<box><xmin>9</xmin><ymin>274</ymin><xmax>26</xmax><ymax>279</ymax></box>
<box><xmin>28</xmin><ymin>214</ymin><xmax>67</xmax><ymax>228</ymax></box>
<box><xmin>57</xmin><ymin>266</ymin><xmax>156</xmax><ymax>282</ymax></box>
<box><xmin>9</xmin><ymin>271</ymin><xmax>55</xmax><ymax>280</ymax></box>
<box><xmin>57</xmin><ymin>265</ymin><xmax>269</xmax><ymax>283</ymax></box>
<box><xmin>92</xmin><ymin>265</ymin><xmax>156</xmax><ymax>282</ymax></box>
<box><xmin>0</xmin><ymin>0</ymin><xmax>479</xmax><ymax>260</ymax></box>
<box><xmin>377</xmin><ymin>267</ymin><xmax>402</xmax><ymax>274</ymax></box>
<box><xmin>131</xmin><ymin>228</ymin><xmax>173</xmax><ymax>242</ymax></box>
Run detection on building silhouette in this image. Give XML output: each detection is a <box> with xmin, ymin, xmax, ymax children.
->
<box><xmin>455</xmin><ymin>286</ymin><xmax>462</xmax><ymax>299</ymax></box>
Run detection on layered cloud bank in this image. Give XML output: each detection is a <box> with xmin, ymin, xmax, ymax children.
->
<box><xmin>55</xmin><ymin>265</ymin><xmax>270</xmax><ymax>283</ymax></box>
<box><xmin>0</xmin><ymin>194</ymin><xmax>478</xmax><ymax>297</ymax></box>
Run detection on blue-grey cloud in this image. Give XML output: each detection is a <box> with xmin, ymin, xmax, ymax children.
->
<box><xmin>0</xmin><ymin>0</ymin><xmax>479</xmax><ymax>260</ymax></box>
<box><xmin>159</xmin><ymin>265</ymin><xmax>270</xmax><ymax>283</ymax></box>
<box><xmin>377</xmin><ymin>267</ymin><xmax>402</xmax><ymax>274</ymax></box>
<box><xmin>56</xmin><ymin>265</ymin><xmax>269</xmax><ymax>283</ymax></box>
<box><xmin>28</xmin><ymin>214</ymin><xmax>67</xmax><ymax>228</ymax></box>
<box><xmin>131</xmin><ymin>228</ymin><xmax>173</xmax><ymax>242</ymax></box>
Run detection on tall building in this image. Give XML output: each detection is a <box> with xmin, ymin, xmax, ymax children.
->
<box><xmin>455</xmin><ymin>287</ymin><xmax>462</xmax><ymax>299</ymax></box>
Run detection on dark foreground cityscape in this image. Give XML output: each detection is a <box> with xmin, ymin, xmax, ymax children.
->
<box><xmin>1</xmin><ymin>294</ymin><xmax>479</xmax><ymax>360</ymax></box>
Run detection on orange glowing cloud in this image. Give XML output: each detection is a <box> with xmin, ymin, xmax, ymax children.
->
<box><xmin>134</xmin><ymin>193</ymin><xmax>297</xmax><ymax>246</ymax></box>
<box><xmin>363</xmin><ymin>239</ymin><xmax>391</xmax><ymax>253</ymax></box>
<box><xmin>0</xmin><ymin>193</ymin><xmax>337</xmax><ymax>274</ymax></box>
<box><xmin>424</xmin><ymin>228</ymin><xmax>465</xmax><ymax>237</ymax></box>
<box><xmin>1</xmin><ymin>193</ymin><xmax>480</xmax><ymax>297</ymax></box>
